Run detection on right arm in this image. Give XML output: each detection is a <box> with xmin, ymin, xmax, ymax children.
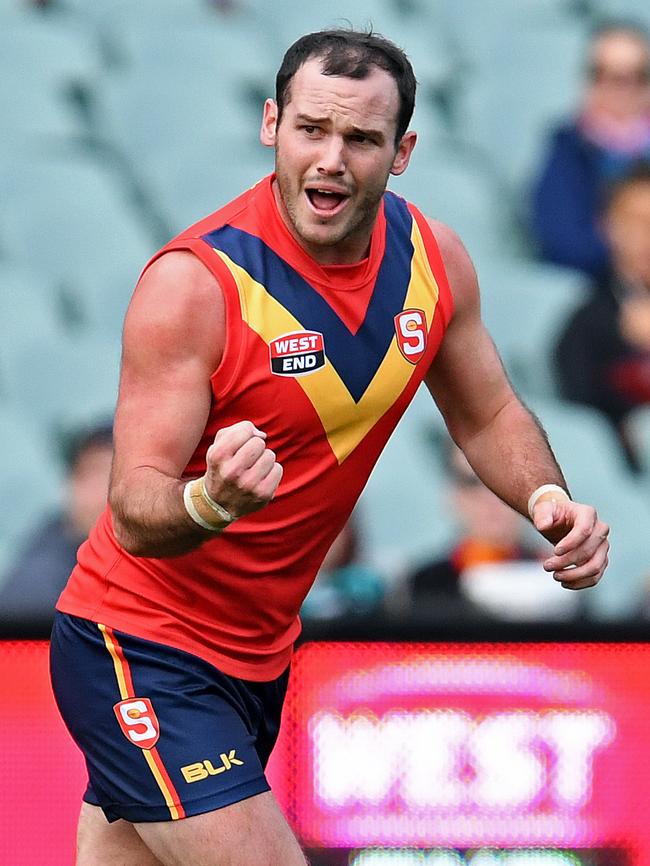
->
<box><xmin>109</xmin><ymin>251</ymin><xmax>282</xmax><ymax>558</ymax></box>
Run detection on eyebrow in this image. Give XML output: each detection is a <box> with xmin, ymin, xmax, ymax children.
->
<box><xmin>295</xmin><ymin>113</ymin><xmax>386</xmax><ymax>142</ymax></box>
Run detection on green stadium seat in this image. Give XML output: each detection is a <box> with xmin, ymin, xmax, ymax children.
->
<box><xmin>477</xmin><ymin>258</ymin><xmax>589</xmax><ymax>396</ymax></box>
<box><xmin>114</xmin><ymin>18</ymin><xmax>277</xmax><ymax>98</ymax></box>
<box><xmin>0</xmin><ymin>15</ymin><xmax>99</xmax><ymax>91</ymax></box>
<box><xmin>357</xmin><ymin>385</ymin><xmax>455</xmax><ymax>578</ymax></box>
<box><xmin>389</xmin><ymin>144</ymin><xmax>516</xmax><ymax>258</ymax></box>
<box><xmin>590</xmin><ymin>1</ymin><xmax>650</xmax><ymax>26</ymax></box>
<box><xmin>62</xmin><ymin>0</ymin><xmax>210</xmax><ymax>26</ymax></box>
<box><xmin>454</xmin><ymin>23</ymin><xmax>587</xmax><ymax>192</ymax></box>
<box><xmin>437</xmin><ymin>0</ymin><xmax>589</xmax><ymax>49</ymax></box>
<box><xmin>0</xmin><ymin>406</ymin><xmax>64</xmax><ymax>579</ymax></box>
<box><xmin>1</xmin><ymin>75</ymin><xmax>84</xmax><ymax>146</ymax></box>
<box><xmin>95</xmin><ymin>72</ymin><xmax>257</xmax><ymax>171</ymax></box>
<box><xmin>0</xmin><ymin>151</ymin><xmax>156</xmax><ymax>337</ymax></box>
<box><xmin>0</xmin><ymin>265</ymin><xmax>67</xmax><ymax>390</ymax></box>
<box><xmin>2</xmin><ymin>333</ymin><xmax>120</xmax><ymax>436</ymax></box>
<box><xmin>141</xmin><ymin>139</ymin><xmax>274</xmax><ymax>234</ymax></box>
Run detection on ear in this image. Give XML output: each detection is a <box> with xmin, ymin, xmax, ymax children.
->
<box><xmin>260</xmin><ymin>98</ymin><xmax>278</xmax><ymax>147</ymax></box>
<box><xmin>390</xmin><ymin>131</ymin><xmax>417</xmax><ymax>176</ymax></box>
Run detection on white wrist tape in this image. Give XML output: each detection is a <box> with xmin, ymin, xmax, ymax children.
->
<box><xmin>527</xmin><ymin>484</ymin><xmax>570</xmax><ymax>519</ymax></box>
<box><xmin>199</xmin><ymin>478</ymin><xmax>234</xmax><ymax>523</ymax></box>
<box><xmin>183</xmin><ymin>478</ymin><xmax>234</xmax><ymax>532</ymax></box>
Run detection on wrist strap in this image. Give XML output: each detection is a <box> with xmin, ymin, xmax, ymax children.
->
<box><xmin>527</xmin><ymin>484</ymin><xmax>570</xmax><ymax>519</ymax></box>
<box><xmin>183</xmin><ymin>477</ymin><xmax>234</xmax><ymax>532</ymax></box>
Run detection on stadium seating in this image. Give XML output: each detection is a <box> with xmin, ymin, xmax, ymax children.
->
<box><xmin>2</xmin><ymin>332</ymin><xmax>120</xmax><ymax>437</ymax></box>
<box><xmin>454</xmin><ymin>22</ymin><xmax>587</xmax><ymax>193</ymax></box>
<box><xmin>1</xmin><ymin>75</ymin><xmax>84</xmax><ymax>147</ymax></box>
<box><xmin>477</xmin><ymin>258</ymin><xmax>589</xmax><ymax>397</ymax></box>
<box><xmin>94</xmin><ymin>72</ymin><xmax>258</xmax><ymax>172</ymax></box>
<box><xmin>0</xmin><ymin>406</ymin><xmax>64</xmax><ymax>580</ymax></box>
<box><xmin>357</xmin><ymin>385</ymin><xmax>455</xmax><ymax>578</ymax></box>
<box><xmin>0</xmin><ymin>264</ymin><xmax>67</xmax><ymax>391</ymax></box>
<box><xmin>389</xmin><ymin>143</ymin><xmax>516</xmax><ymax>259</ymax></box>
<box><xmin>112</xmin><ymin>18</ymin><xmax>277</xmax><ymax>98</ymax></box>
<box><xmin>141</xmin><ymin>139</ymin><xmax>274</xmax><ymax>234</ymax></box>
<box><xmin>0</xmin><ymin>150</ymin><xmax>156</xmax><ymax>337</ymax></box>
<box><xmin>0</xmin><ymin>14</ymin><xmax>99</xmax><ymax>91</ymax></box>
<box><xmin>590</xmin><ymin>0</ymin><xmax>650</xmax><ymax>26</ymax></box>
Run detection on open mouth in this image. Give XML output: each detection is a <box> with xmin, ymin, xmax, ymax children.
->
<box><xmin>305</xmin><ymin>188</ymin><xmax>350</xmax><ymax>216</ymax></box>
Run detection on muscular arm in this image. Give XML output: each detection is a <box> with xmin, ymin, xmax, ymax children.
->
<box><xmin>426</xmin><ymin>220</ymin><xmax>609</xmax><ymax>588</ymax></box>
<box><xmin>109</xmin><ymin>251</ymin><xmax>281</xmax><ymax>558</ymax></box>
<box><xmin>425</xmin><ymin>222</ymin><xmax>567</xmax><ymax>514</ymax></box>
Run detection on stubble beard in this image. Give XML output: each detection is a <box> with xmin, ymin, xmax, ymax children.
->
<box><xmin>274</xmin><ymin>151</ymin><xmax>390</xmax><ymax>254</ymax></box>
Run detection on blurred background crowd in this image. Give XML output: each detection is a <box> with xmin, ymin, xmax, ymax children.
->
<box><xmin>2</xmin><ymin>0</ymin><xmax>650</xmax><ymax>631</ymax></box>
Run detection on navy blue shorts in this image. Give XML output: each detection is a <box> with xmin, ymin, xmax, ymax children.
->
<box><xmin>50</xmin><ymin>612</ymin><xmax>289</xmax><ymax>823</ymax></box>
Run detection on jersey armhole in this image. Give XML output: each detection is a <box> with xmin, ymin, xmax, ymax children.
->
<box><xmin>407</xmin><ymin>203</ymin><xmax>455</xmax><ymax>328</ymax></box>
<box><xmin>138</xmin><ymin>237</ymin><xmax>246</xmax><ymax>401</ymax></box>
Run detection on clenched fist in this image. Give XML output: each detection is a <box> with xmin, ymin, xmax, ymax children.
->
<box><xmin>204</xmin><ymin>421</ymin><xmax>283</xmax><ymax>520</ymax></box>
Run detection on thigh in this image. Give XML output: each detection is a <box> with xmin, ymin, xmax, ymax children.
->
<box><xmin>135</xmin><ymin>790</ymin><xmax>307</xmax><ymax>866</ymax></box>
<box><xmin>50</xmin><ymin>613</ymin><xmax>277</xmax><ymax>824</ymax></box>
<box><xmin>77</xmin><ymin>803</ymin><xmax>163</xmax><ymax>866</ymax></box>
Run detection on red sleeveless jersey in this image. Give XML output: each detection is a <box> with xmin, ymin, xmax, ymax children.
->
<box><xmin>58</xmin><ymin>175</ymin><xmax>454</xmax><ymax>680</ymax></box>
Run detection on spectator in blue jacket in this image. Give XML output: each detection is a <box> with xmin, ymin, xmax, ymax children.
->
<box><xmin>532</xmin><ymin>21</ymin><xmax>650</xmax><ymax>279</ymax></box>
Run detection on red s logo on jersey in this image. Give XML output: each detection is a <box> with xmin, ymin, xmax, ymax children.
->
<box><xmin>395</xmin><ymin>309</ymin><xmax>427</xmax><ymax>364</ymax></box>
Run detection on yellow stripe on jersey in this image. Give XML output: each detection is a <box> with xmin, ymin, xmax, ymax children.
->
<box><xmin>213</xmin><ymin>217</ymin><xmax>438</xmax><ymax>463</ymax></box>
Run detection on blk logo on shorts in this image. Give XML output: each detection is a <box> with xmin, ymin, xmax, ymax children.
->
<box><xmin>181</xmin><ymin>750</ymin><xmax>245</xmax><ymax>783</ymax></box>
<box><xmin>394</xmin><ymin>309</ymin><xmax>427</xmax><ymax>364</ymax></box>
<box><xmin>270</xmin><ymin>330</ymin><xmax>325</xmax><ymax>377</ymax></box>
<box><xmin>114</xmin><ymin>698</ymin><xmax>160</xmax><ymax>750</ymax></box>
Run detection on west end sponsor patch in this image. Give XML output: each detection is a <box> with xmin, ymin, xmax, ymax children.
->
<box><xmin>270</xmin><ymin>330</ymin><xmax>326</xmax><ymax>377</ymax></box>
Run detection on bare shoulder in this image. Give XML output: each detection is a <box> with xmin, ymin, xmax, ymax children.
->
<box><xmin>125</xmin><ymin>250</ymin><xmax>225</xmax><ymax>367</ymax></box>
<box><xmin>425</xmin><ymin>217</ymin><xmax>479</xmax><ymax>315</ymax></box>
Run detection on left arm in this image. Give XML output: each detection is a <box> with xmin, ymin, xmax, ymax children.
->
<box><xmin>425</xmin><ymin>219</ymin><xmax>609</xmax><ymax>589</ymax></box>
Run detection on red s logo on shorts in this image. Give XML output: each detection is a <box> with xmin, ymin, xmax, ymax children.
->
<box><xmin>114</xmin><ymin>698</ymin><xmax>160</xmax><ymax>749</ymax></box>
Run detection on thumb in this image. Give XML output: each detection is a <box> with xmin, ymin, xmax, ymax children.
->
<box><xmin>532</xmin><ymin>499</ymin><xmax>559</xmax><ymax>532</ymax></box>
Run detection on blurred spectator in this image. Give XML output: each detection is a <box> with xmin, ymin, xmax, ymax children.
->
<box><xmin>531</xmin><ymin>21</ymin><xmax>650</xmax><ymax>279</ymax></box>
<box><xmin>0</xmin><ymin>421</ymin><xmax>113</xmax><ymax>627</ymax></box>
<box><xmin>405</xmin><ymin>442</ymin><xmax>577</xmax><ymax>621</ymax></box>
<box><xmin>555</xmin><ymin>162</ymin><xmax>650</xmax><ymax>468</ymax></box>
<box><xmin>301</xmin><ymin>516</ymin><xmax>385</xmax><ymax>621</ymax></box>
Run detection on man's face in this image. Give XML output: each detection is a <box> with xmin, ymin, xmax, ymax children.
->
<box><xmin>261</xmin><ymin>57</ymin><xmax>416</xmax><ymax>263</ymax></box>
<box><xmin>606</xmin><ymin>181</ymin><xmax>650</xmax><ymax>287</ymax></box>
<box><xmin>586</xmin><ymin>31</ymin><xmax>650</xmax><ymax>120</ymax></box>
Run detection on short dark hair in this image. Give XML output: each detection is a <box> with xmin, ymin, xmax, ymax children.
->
<box><xmin>275</xmin><ymin>28</ymin><xmax>417</xmax><ymax>146</ymax></box>
<box><xmin>605</xmin><ymin>160</ymin><xmax>650</xmax><ymax>211</ymax></box>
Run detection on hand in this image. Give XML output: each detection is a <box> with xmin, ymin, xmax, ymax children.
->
<box><xmin>204</xmin><ymin>420</ymin><xmax>283</xmax><ymax>519</ymax></box>
<box><xmin>533</xmin><ymin>499</ymin><xmax>609</xmax><ymax>590</ymax></box>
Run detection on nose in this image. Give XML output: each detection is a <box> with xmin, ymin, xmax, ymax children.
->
<box><xmin>316</xmin><ymin>136</ymin><xmax>345</xmax><ymax>177</ymax></box>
